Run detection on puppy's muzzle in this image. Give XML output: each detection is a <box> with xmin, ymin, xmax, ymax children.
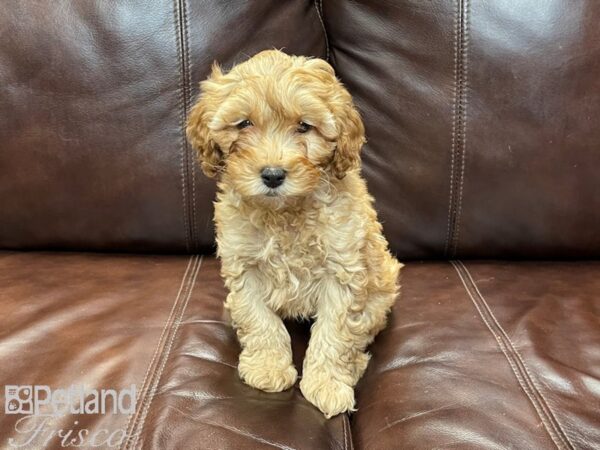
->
<box><xmin>261</xmin><ymin>167</ymin><xmax>286</xmax><ymax>188</ymax></box>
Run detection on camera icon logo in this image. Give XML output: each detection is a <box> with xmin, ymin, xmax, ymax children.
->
<box><xmin>5</xmin><ymin>385</ymin><xmax>34</xmax><ymax>414</ymax></box>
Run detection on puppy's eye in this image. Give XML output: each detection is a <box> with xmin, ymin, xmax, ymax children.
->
<box><xmin>296</xmin><ymin>121</ymin><xmax>313</xmax><ymax>133</ymax></box>
<box><xmin>236</xmin><ymin>119</ymin><xmax>253</xmax><ymax>130</ymax></box>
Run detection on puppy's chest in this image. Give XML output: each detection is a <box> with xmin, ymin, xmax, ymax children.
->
<box><xmin>254</xmin><ymin>216</ymin><xmax>327</xmax><ymax>277</ymax></box>
<box><xmin>258</xmin><ymin>222</ymin><xmax>329</xmax><ymax>316</ymax></box>
<box><xmin>217</xmin><ymin>196</ymin><xmax>365</xmax><ymax>317</ymax></box>
<box><xmin>263</xmin><ymin>223</ymin><xmax>325</xmax><ymax>268</ymax></box>
<box><xmin>221</xmin><ymin>209</ymin><xmax>331</xmax><ymax>315</ymax></box>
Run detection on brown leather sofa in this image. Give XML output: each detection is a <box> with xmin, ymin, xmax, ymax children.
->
<box><xmin>1</xmin><ymin>1</ymin><xmax>598</xmax><ymax>449</ymax></box>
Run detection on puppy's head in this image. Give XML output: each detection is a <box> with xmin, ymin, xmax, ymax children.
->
<box><xmin>186</xmin><ymin>50</ymin><xmax>365</xmax><ymax>200</ymax></box>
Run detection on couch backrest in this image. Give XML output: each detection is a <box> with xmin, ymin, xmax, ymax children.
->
<box><xmin>324</xmin><ymin>0</ymin><xmax>600</xmax><ymax>259</ymax></box>
<box><xmin>1</xmin><ymin>1</ymin><xmax>599</xmax><ymax>259</ymax></box>
<box><xmin>0</xmin><ymin>0</ymin><xmax>326</xmax><ymax>253</ymax></box>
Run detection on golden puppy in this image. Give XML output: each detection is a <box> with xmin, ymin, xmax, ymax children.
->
<box><xmin>186</xmin><ymin>50</ymin><xmax>402</xmax><ymax>418</ymax></box>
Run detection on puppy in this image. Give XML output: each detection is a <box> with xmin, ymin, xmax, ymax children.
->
<box><xmin>186</xmin><ymin>50</ymin><xmax>402</xmax><ymax>418</ymax></box>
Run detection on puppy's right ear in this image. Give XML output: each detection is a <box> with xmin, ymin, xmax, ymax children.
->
<box><xmin>186</xmin><ymin>63</ymin><xmax>224</xmax><ymax>178</ymax></box>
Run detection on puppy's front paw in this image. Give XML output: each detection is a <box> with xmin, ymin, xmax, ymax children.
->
<box><xmin>300</xmin><ymin>373</ymin><xmax>356</xmax><ymax>418</ymax></box>
<box><xmin>238</xmin><ymin>349</ymin><xmax>297</xmax><ymax>392</ymax></box>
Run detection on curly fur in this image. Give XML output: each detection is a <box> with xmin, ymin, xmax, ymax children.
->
<box><xmin>187</xmin><ymin>50</ymin><xmax>402</xmax><ymax>418</ymax></box>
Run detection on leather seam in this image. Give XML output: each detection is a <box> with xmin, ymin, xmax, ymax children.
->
<box><xmin>182</xmin><ymin>0</ymin><xmax>198</xmax><ymax>251</ymax></box>
<box><xmin>124</xmin><ymin>255</ymin><xmax>202</xmax><ymax>450</ymax></box>
<box><xmin>119</xmin><ymin>255</ymin><xmax>196</xmax><ymax>450</ymax></box>
<box><xmin>342</xmin><ymin>413</ymin><xmax>348</xmax><ymax>450</ymax></box>
<box><xmin>131</xmin><ymin>255</ymin><xmax>202</xmax><ymax>450</ymax></box>
<box><xmin>343</xmin><ymin>413</ymin><xmax>354</xmax><ymax>450</ymax></box>
<box><xmin>458</xmin><ymin>261</ymin><xmax>576</xmax><ymax>449</ymax></box>
<box><xmin>174</xmin><ymin>0</ymin><xmax>194</xmax><ymax>252</ymax></box>
<box><xmin>452</xmin><ymin>0</ymin><xmax>469</xmax><ymax>257</ymax></box>
<box><xmin>452</xmin><ymin>261</ymin><xmax>574</xmax><ymax>450</ymax></box>
<box><xmin>444</xmin><ymin>0</ymin><xmax>459</xmax><ymax>256</ymax></box>
<box><xmin>444</xmin><ymin>0</ymin><xmax>469</xmax><ymax>258</ymax></box>
<box><xmin>174</xmin><ymin>0</ymin><xmax>190</xmax><ymax>252</ymax></box>
<box><xmin>314</xmin><ymin>0</ymin><xmax>331</xmax><ymax>61</ymax></box>
<box><xmin>341</xmin><ymin>413</ymin><xmax>346</xmax><ymax>450</ymax></box>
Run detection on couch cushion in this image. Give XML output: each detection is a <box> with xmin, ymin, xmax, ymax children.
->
<box><xmin>353</xmin><ymin>261</ymin><xmax>600</xmax><ymax>449</ymax></box>
<box><xmin>0</xmin><ymin>1</ymin><xmax>326</xmax><ymax>253</ymax></box>
<box><xmin>0</xmin><ymin>252</ymin><xmax>349</xmax><ymax>450</ymax></box>
<box><xmin>323</xmin><ymin>0</ymin><xmax>600</xmax><ymax>259</ymax></box>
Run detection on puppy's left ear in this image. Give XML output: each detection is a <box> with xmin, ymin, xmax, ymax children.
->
<box><xmin>296</xmin><ymin>57</ymin><xmax>366</xmax><ymax>179</ymax></box>
<box><xmin>309</xmin><ymin>59</ymin><xmax>365</xmax><ymax>179</ymax></box>
<box><xmin>330</xmin><ymin>88</ymin><xmax>366</xmax><ymax>179</ymax></box>
<box><xmin>186</xmin><ymin>63</ymin><xmax>225</xmax><ymax>178</ymax></box>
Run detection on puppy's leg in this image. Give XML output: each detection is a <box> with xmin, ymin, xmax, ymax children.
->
<box><xmin>226</xmin><ymin>269</ymin><xmax>297</xmax><ymax>392</ymax></box>
<box><xmin>300</xmin><ymin>276</ymin><xmax>397</xmax><ymax>418</ymax></box>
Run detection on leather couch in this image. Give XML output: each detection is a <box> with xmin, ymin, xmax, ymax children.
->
<box><xmin>1</xmin><ymin>1</ymin><xmax>598</xmax><ymax>449</ymax></box>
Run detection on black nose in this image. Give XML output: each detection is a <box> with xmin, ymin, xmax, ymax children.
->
<box><xmin>261</xmin><ymin>167</ymin><xmax>286</xmax><ymax>188</ymax></box>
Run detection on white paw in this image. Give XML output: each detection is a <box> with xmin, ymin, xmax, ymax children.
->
<box><xmin>300</xmin><ymin>374</ymin><xmax>356</xmax><ymax>418</ymax></box>
<box><xmin>238</xmin><ymin>350</ymin><xmax>297</xmax><ymax>392</ymax></box>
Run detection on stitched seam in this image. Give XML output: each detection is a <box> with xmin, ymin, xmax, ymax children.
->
<box><xmin>341</xmin><ymin>413</ymin><xmax>346</xmax><ymax>450</ymax></box>
<box><xmin>173</xmin><ymin>0</ymin><xmax>191</xmax><ymax>252</ymax></box>
<box><xmin>344</xmin><ymin>413</ymin><xmax>354</xmax><ymax>450</ymax></box>
<box><xmin>127</xmin><ymin>255</ymin><xmax>202</xmax><ymax>449</ymax></box>
<box><xmin>451</xmin><ymin>261</ymin><xmax>563</xmax><ymax>449</ymax></box>
<box><xmin>181</xmin><ymin>0</ymin><xmax>198</xmax><ymax>251</ymax></box>
<box><xmin>451</xmin><ymin>0</ymin><xmax>470</xmax><ymax>257</ymax></box>
<box><xmin>123</xmin><ymin>255</ymin><xmax>199</xmax><ymax>450</ymax></box>
<box><xmin>120</xmin><ymin>256</ymin><xmax>195</xmax><ymax>450</ymax></box>
<box><xmin>342</xmin><ymin>413</ymin><xmax>348</xmax><ymax>450</ymax></box>
<box><xmin>131</xmin><ymin>256</ymin><xmax>202</xmax><ymax>449</ymax></box>
<box><xmin>314</xmin><ymin>0</ymin><xmax>330</xmax><ymax>61</ymax></box>
<box><xmin>445</xmin><ymin>0</ymin><xmax>469</xmax><ymax>258</ymax></box>
<box><xmin>458</xmin><ymin>262</ymin><xmax>576</xmax><ymax>449</ymax></box>
<box><xmin>444</xmin><ymin>0</ymin><xmax>460</xmax><ymax>256</ymax></box>
<box><xmin>451</xmin><ymin>261</ymin><xmax>573</xmax><ymax>450</ymax></box>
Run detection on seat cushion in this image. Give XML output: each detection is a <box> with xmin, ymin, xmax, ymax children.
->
<box><xmin>3</xmin><ymin>253</ymin><xmax>598</xmax><ymax>449</ymax></box>
<box><xmin>353</xmin><ymin>261</ymin><xmax>600</xmax><ymax>449</ymax></box>
<box><xmin>0</xmin><ymin>252</ymin><xmax>350</xmax><ymax>450</ymax></box>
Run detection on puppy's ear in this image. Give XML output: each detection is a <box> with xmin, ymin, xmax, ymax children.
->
<box><xmin>301</xmin><ymin>57</ymin><xmax>336</xmax><ymax>76</ymax></box>
<box><xmin>329</xmin><ymin>84</ymin><xmax>366</xmax><ymax>179</ymax></box>
<box><xmin>303</xmin><ymin>57</ymin><xmax>366</xmax><ymax>179</ymax></box>
<box><xmin>186</xmin><ymin>63</ymin><xmax>225</xmax><ymax>178</ymax></box>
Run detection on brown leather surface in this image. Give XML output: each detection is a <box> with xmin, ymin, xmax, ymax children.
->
<box><xmin>3</xmin><ymin>1</ymin><xmax>599</xmax><ymax>258</ymax></box>
<box><xmin>323</xmin><ymin>0</ymin><xmax>600</xmax><ymax>259</ymax></box>
<box><xmin>0</xmin><ymin>251</ymin><xmax>194</xmax><ymax>447</ymax></box>
<box><xmin>132</xmin><ymin>258</ymin><xmax>350</xmax><ymax>450</ymax></box>
<box><xmin>0</xmin><ymin>253</ymin><xmax>348</xmax><ymax>450</ymax></box>
<box><xmin>0</xmin><ymin>0</ymin><xmax>326</xmax><ymax>253</ymax></box>
<box><xmin>353</xmin><ymin>261</ymin><xmax>600</xmax><ymax>449</ymax></box>
<box><xmin>2</xmin><ymin>0</ymin><xmax>600</xmax><ymax>448</ymax></box>
<box><xmin>2</xmin><ymin>254</ymin><xmax>598</xmax><ymax>449</ymax></box>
